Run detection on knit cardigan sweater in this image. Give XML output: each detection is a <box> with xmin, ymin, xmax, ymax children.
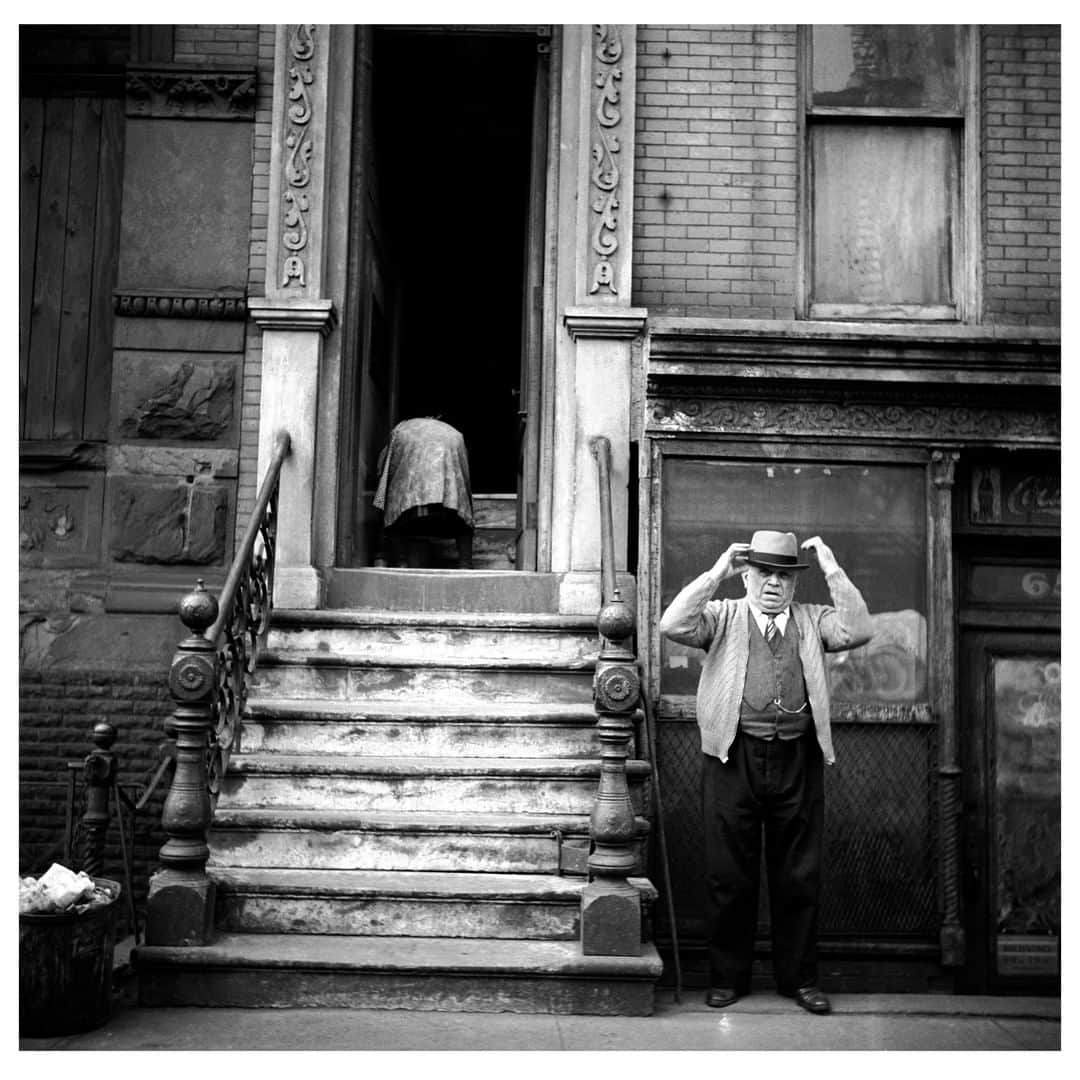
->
<box><xmin>659</xmin><ymin>567</ymin><xmax>873</xmax><ymax>764</ymax></box>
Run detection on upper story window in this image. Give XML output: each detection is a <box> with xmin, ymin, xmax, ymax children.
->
<box><xmin>802</xmin><ymin>26</ymin><xmax>975</xmax><ymax>321</ymax></box>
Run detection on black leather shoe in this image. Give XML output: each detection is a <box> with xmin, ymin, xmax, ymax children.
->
<box><xmin>705</xmin><ymin>987</ymin><xmax>740</xmax><ymax>1008</ymax></box>
<box><xmin>786</xmin><ymin>985</ymin><xmax>831</xmax><ymax>1015</ymax></box>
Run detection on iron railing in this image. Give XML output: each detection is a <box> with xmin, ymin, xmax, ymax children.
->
<box><xmin>155</xmin><ymin>430</ymin><xmax>291</xmax><ymax>877</ymax></box>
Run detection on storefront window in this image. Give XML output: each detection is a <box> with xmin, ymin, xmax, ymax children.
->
<box><xmin>660</xmin><ymin>458</ymin><xmax>927</xmax><ymax>705</ymax></box>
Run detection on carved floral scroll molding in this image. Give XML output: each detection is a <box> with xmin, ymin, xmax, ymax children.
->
<box><xmin>126</xmin><ymin>67</ymin><xmax>256</xmax><ymax>120</ymax></box>
<box><xmin>281</xmin><ymin>25</ymin><xmax>316</xmax><ymax>289</ymax></box>
<box><xmin>589</xmin><ymin>25</ymin><xmax>624</xmax><ymax>296</ymax></box>
<box><xmin>648</xmin><ymin>397</ymin><xmax>1061</xmax><ymax>443</ymax></box>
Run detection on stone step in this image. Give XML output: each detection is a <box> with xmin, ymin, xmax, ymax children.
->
<box><xmin>135</xmin><ymin>933</ymin><xmax>663</xmax><ymax>1015</ymax></box>
<box><xmin>267</xmin><ymin>609</ymin><xmax>599</xmax><ymax>667</ymax></box>
<box><xmin>210</xmin><ymin>868</ymin><xmax>583</xmax><ymax>939</ymax></box>
<box><xmin>220</xmin><ymin>754</ymin><xmax>650</xmax><ymax>815</ymax></box>
<box><xmin>240</xmin><ymin>700</ymin><xmax>602</xmax><ymax>758</ymax></box>
<box><xmin>472</xmin><ymin>493</ymin><xmax>517</xmax><ymax>530</ymax></box>
<box><xmin>208</xmin><ymin>809</ymin><xmax>619</xmax><ymax>874</ymax></box>
<box><xmin>251</xmin><ymin>658</ymin><xmax>594</xmax><ymax>705</ymax></box>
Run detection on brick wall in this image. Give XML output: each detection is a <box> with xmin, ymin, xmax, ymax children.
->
<box><xmin>20</xmin><ymin>669</ymin><xmax>174</xmax><ymax>930</ymax></box>
<box><xmin>236</xmin><ymin>26</ymin><xmax>277</xmax><ymax>531</ymax></box>
<box><xmin>981</xmin><ymin>25</ymin><xmax>1061</xmax><ymax>326</ymax></box>
<box><xmin>173</xmin><ymin>24</ymin><xmax>260</xmax><ymax>65</ymax></box>
<box><xmin>632</xmin><ymin>25</ymin><xmax>798</xmax><ymax>318</ymax></box>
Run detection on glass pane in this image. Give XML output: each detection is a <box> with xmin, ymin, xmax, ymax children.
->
<box><xmin>660</xmin><ymin>460</ymin><xmax>927</xmax><ymax>704</ymax></box>
<box><xmin>812</xmin><ymin>125</ymin><xmax>954</xmax><ymax>308</ymax></box>
<box><xmin>812</xmin><ymin>25</ymin><xmax>959</xmax><ymax>111</ymax></box>
<box><xmin>992</xmin><ymin>654</ymin><xmax>1060</xmax><ymax>976</ymax></box>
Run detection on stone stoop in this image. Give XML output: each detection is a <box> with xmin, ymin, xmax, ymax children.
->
<box><xmin>136</xmin><ymin>600</ymin><xmax>662</xmax><ymax>1015</ymax></box>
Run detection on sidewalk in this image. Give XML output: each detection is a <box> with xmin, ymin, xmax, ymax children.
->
<box><xmin>20</xmin><ymin>981</ymin><xmax>1060</xmax><ymax>1052</ymax></box>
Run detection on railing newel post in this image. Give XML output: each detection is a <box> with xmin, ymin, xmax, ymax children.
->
<box><xmin>583</xmin><ymin>436</ymin><xmax>645</xmax><ymax>956</ymax></box>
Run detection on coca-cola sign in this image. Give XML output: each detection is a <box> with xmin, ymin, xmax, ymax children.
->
<box><xmin>971</xmin><ymin>467</ymin><xmax>1060</xmax><ymax>526</ymax></box>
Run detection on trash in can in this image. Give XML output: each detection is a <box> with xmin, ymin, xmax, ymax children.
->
<box><xmin>19</xmin><ymin>864</ymin><xmax>122</xmax><ymax>1037</ymax></box>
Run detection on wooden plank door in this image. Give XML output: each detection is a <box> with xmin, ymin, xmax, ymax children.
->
<box><xmin>20</xmin><ymin>92</ymin><xmax>123</xmax><ymax>442</ymax></box>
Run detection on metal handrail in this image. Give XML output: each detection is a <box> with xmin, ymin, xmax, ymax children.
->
<box><xmin>154</xmin><ymin>430</ymin><xmax>291</xmax><ymax>880</ymax></box>
<box><xmin>208</xmin><ymin>430</ymin><xmax>291</xmax><ymax>643</ymax></box>
<box><xmin>590</xmin><ymin>436</ymin><xmax>619</xmax><ymax>605</ymax></box>
<box><xmin>207</xmin><ymin>429</ymin><xmax>291</xmax><ymax>777</ymax></box>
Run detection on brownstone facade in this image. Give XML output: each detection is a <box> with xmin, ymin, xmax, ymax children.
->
<box><xmin>20</xmin><ymin>23</ymin><xmax>1059</xmax><ymax>995</ymax></box>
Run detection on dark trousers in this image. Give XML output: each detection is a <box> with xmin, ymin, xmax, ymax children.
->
<box><xmin>701</xmin><ymin>731</ymin><xmax>824</xmax><ymax>993</ymax></box>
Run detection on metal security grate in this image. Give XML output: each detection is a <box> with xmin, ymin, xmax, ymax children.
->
<box><xmin>652</xmin><ymin>720</ymin><xmax>938</xmax><ymax>940</ymax></box>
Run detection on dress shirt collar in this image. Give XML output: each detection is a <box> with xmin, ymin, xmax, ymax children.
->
<box><xmin>748</xmin><ymin>604</ymin><xmax>789</xmax><ymax>637</ymax></box>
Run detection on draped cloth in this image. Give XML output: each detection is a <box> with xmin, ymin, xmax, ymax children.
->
<box><xmin>373</xmin><ymin>418</ymin><xmax>474</xmax><ymax>530</ymax></box>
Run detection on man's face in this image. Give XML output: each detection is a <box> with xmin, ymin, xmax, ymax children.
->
<box><xmin>742</xmin><ymin>564</ymin><xmax>797</xmax><ymax>614</ymax></box>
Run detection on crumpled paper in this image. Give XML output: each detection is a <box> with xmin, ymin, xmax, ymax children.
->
<box><xmin>19</xmin><ymin>863</ymin><xmax>108</xmax><ymax>915</ymax></box>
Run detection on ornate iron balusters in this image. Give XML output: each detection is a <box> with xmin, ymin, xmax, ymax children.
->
<box><xmin>145</xmin><ymin>431</ymin><xmax>290</xmax><ymax>946</ymax></box>
<box><xmin>582</xmin><ymin>436</ymin><xmax>643</xmax><ymax>956</ymax></box>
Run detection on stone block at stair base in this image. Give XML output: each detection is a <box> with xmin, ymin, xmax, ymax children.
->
<box><xmin>581</xmin><ymin>881</ymin><xmax>641</xmax><ymax>956</ymax></box>
<box><xmin>134</xmin><ymin>936</ymin><xmax>664</xmax><ymax>1016</ymax></box>
<box><xmin>144</xmin><ymin>869</ymin><xmax>216</xmax><ymax>946</ymax></box>
<box><xmin>137</xmin><ymin>966</ymin><xmax>657</xmax><ymax>1016</ymax></box>
<box><xmin>273</xmin><ymin>566</ymin><xmax>324</xmax><ymax>610</ymax></box>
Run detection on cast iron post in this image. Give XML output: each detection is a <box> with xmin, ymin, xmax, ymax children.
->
<box><xmin>582</xmin><ymin>435</ymin><xmax>643</xmax><ymax>956</ymax></box>
<box><xmin>144</xmin><ymin>580</ymin><xmax>219</xmax><ymax>946</ymax></box>
<box><xmin>80</xmin><ymin>721</ymin><xmax>117</xmax><ymax>877</ymax></box>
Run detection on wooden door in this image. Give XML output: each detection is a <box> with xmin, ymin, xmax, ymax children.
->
<box><xmin>514</xmin><ymin>39</ymin><xmax>550</xmax><ymax>570</ymax></box>
<box><xmin>960</xmin><ymin>626</ymin><xmax>1060</xmax><ymax>994</ymax></box>
<box><xmin>20</xmin><ymin>93</ymin><xmax>123</xmax><ymax>442</ymax></box>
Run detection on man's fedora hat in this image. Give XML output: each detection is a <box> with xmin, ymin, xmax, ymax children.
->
<box><xmin>745</xmin><ymin>530</ymin><xmax>809</xmax><ymax>571</ymax></box>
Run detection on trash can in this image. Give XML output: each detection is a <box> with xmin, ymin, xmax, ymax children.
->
<box><xmin>19</xmin><ymin>877</ymin><xmax>122</xmax><ymax>1037</ymax></box>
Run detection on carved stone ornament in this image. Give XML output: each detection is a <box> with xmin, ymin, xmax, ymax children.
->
<box><xmin>114</xmin><ymin>290</ymin><xmax>246</xmax><ymax>321</ymax></box>
<box><xmin>126</xmin><ymin>67</ymin><xmax>256</xmax><ymax>120</ymax></box>
<box><xmin>649</xmin><ymin>396</ymin><xmax>1061</xmax><ymax>443</ymax></box>
<box><xmin>281</xmin><ymin>26</ymin><xmax>316</xmax><ymax>289</ymax></box>
<box><xmin>589</xmin><ymin>26</ymin><xmax>623</xmax><ymax>296</ymax></box>
<box><xmin>118</xmin><ymin>360</ymin><xmax>236</xmax><ymax>441</ymax></box>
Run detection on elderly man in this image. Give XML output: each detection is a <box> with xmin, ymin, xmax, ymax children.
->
<box><xmin>660</xmin><ymin>531</ymin><xmax>873</xmax><ymax>1015</ymax></box>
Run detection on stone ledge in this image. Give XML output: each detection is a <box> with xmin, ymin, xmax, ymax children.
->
<box><xmin>564</xmin><ymin>307</ymin><xmax>649</xmax><ymax>341</ymax></box>
<box><xmin>248</xmin><ymin>298</ymin><xmax>338</xmax><ymax>336</ymax></box>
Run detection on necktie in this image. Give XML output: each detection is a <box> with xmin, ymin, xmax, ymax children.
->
<box><xmin>765</xmin><ymin>615</ymin><xmax>779</xmax><ymax>651</ymax></box>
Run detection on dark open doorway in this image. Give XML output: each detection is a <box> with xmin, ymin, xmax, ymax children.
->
<box><xmin>341</xmin><ymin>27</ymin><xmax>547</xmax><ymax>570</ymax></box>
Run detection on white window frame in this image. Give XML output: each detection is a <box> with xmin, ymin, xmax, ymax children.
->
<box><xmin>797</xmin><ymin>25</ymin><xmax>980</xmax><ymax>323</ymax></box>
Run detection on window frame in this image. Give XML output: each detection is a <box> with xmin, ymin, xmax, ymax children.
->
<box><xmin>797</xmin><ymin>24</ymin><xmax>980</xmax><ymax>323</ymax></box>
<box><xmin>645</xmin><ymin>436</ymin><xmax>935</xmax><ymax>722</ymax></box>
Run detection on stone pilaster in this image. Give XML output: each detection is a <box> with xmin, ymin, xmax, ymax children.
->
<box><xmin>551</xmin><ymin>26</ymin><xmax>643</xmax><ymax>592</ymax></box>
<box><xmin>250</xmin><ymin>26</ymin><xmax>338</xmax><ymax>609</ymax></box>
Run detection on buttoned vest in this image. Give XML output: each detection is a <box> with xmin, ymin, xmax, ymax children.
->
<box><xmin>739</xmin><ymin>609</ymin><xmax>811</xmax><ymax>740</ymax></box>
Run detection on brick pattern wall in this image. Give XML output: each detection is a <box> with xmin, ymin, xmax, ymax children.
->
<box><xmin>173</xmin><ymin>24</ymin><xmax>260</xmax><ymax>65</ymax></box>
<box><xmin>20</xmin><ymin>670</ymin><xmax>174</xmax><ymax>930</ymax></box>
<box><xmin>632</xmin><ymin>25</ymin><xmax>798</xmax><ymax>318</ymax></box>
<box><xmin>236</xmin><ymin>26</ymin><xmax>277</xmax><ymax>531</ymax></box>
<box><xmin>981</xmin><ymin>25</ymin><xmax>1061</xmax><ymax>326</ymax></box>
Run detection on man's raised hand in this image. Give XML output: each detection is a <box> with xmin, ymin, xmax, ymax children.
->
<box><xmin>713</xmin><ymin>542</ymin><xmax>751</xmax><ymax>580</ymax></box>
<box><xmin>801</xmin><ymin>536</ymin><xmax>839</xmax><ymax>575</ymax></box>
